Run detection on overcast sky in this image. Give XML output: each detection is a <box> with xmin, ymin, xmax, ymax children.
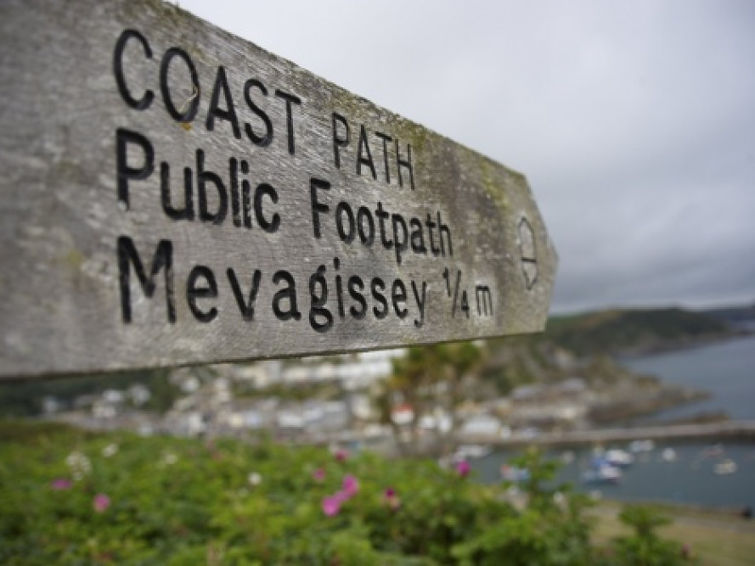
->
<box><xmin>179</xmin><ymin>0</ymin><xmax>754</xmax><ymax>314</ymax></box>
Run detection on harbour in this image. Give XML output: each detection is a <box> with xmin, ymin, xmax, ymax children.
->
<box><xmin>471</xmin><ymin>440</ymin><xmax>755</xmax><ymax>509</ymax></box>
<box><xmin>468</xmin><ymin>334</ymin><xmax>755</xmax><ymax>508</ymax></box>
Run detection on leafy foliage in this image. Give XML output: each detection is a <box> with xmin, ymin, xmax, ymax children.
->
<box><xmin>453</xmin><ymin>448</ymin><xmax>594</xmax><ymax>566</ymax></box>
<box><xmin>378</xmin><ymin>342</ymin><xmax>485</xmax><ymax>455</ymax></box>
<box><xmin>0</xmin><ymin>421</ymin><xmax>687</xmax><ymax>565</ymax></box>
<box><xmin>612</xmin><ymin>505</ymin><xmax>689</xmax><ymax>566</ymax></box>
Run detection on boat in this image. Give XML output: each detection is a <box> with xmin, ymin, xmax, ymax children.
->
<box><xmin>661</xmin><ymin>448</ymin><xmax>677</xmax><ymax>462</ymax></box>
<box><xmin>454</xmin><ymin>444</ymin><xmax>492</xmax><ymax>460</ymax></box>
<box><xmin>582</xmin><ymin>464</ymin><xmax>622</xmax><ymax>484</ymax></box>
<box><xmin>605</xmin><ymin>449</ymin><xmax>634</xmax><ymax>467</ymax></box>
<box><xmin>702</xmin><ymin>444</ymin><xmax>725</xmax><ymax>459</ymax></box>
<box><xmin>500</xmin><ymin>464</ymin><xmax>530</xmax><ymax>482</ymax></box>
<box><xmin>560</xmin><ymin>450</ymin><xmax>576</xmax><ymax>464</ymax></box>
<box><xmin>714</xmin><ymin>459</ymin><xmax>737</xmax><ymax>475</ymax></box>
<box><xmin>628</xmin><ymin>439</ymin><xmax>655</xmax><ymax>453</ymax></box>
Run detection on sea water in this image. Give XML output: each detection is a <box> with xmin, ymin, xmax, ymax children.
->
<box><xmin>470</xmin><ymin>335</ymin><xmax>755</xmax><ymax>507</ymax></box>
<box><xmin>622</xmin><ymin>334</ymin><xmax>755</xmax><ymax>422</ymax></box>
<box><xmin>471</xmin><ymin>441</ymin><xmax>755</xmax><ymax>508</ymax></box>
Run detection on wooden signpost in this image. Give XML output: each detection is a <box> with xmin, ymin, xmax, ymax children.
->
<box><xmin>0</xmin><ymin>0</ymin><xmax>556</xmax><ymax>378</ymax></box>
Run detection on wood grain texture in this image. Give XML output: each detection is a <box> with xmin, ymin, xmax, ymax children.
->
<box><xmin>0</xmin><ymin>0</ymin><xmax>557</xmax><ymax>378</ymax></box>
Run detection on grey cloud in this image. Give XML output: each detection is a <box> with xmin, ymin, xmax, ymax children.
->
<box><xmin>180</xmin><ymin>0</ymin><xmax>755</xmax><ymax>313</ymax></box>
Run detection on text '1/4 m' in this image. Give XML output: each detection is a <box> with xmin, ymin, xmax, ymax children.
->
<box><xmin>442</xmin><ymin>267</ymin><xmax>493</xmax><ymax>319</ymax></box>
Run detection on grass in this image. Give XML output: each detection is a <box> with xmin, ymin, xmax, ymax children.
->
<box><xmin>590</xmin><ymin>500</ymin><xmax>755</xmax><ymax>566</ymax></box>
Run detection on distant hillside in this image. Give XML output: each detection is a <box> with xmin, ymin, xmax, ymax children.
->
<box><xmin>700</xmin><ymin>303</ymin><xmax>755</xmax><ymax>328</ymax></box>
<box><xmin>543</xmin><ymin>307</ymin><xmax>737</xmax><ymax>356</ymax></box>
<box><xmin>480</xmin><ymin>306</ymin><xmax>743</xmax><ymax>395</ymax></box>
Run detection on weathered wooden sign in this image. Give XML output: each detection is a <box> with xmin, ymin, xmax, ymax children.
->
<box><xmin>0</xmin><ymin>0</ymin><xmax>557</xmax><ymax>378</ymax></box>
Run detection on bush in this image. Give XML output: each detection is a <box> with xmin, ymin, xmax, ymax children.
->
<box><xmin>0</xmin><ymin>421</ymin><xmax>685</xmax><ymax>565</ymax></box>
<box><xmin>612</xmin><ymin>505</ymin><xmax>689</xmax><ymax>566</ymax></box>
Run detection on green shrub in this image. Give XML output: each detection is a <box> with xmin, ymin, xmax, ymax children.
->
<box><xmin>0</xmin><ymin>421</ymin><xmax>685</xmax><ymax>565</ymax></box>
<box><xmin>612</xmin><ymin>505</ymin><xmax>688</xmax><ymax>566</ymax></box>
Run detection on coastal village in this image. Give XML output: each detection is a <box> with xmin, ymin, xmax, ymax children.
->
<box><xmin>4</xmin><ymin>307</ymin><xmax>754</xmax><ymax>563</ymax></box>
<box><xmin>42</xmin><ymin>341</ymin><xmax>712</xmax><ymax>449</ymax></box>
<box><xmin>8</xmin><ymin>305</ymin><xmax>752</xmax><ymax>496</ymax></box>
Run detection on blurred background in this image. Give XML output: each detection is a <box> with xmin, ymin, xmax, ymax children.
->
<box><xmin>2</xmin><ymin>1</ymin><xmax>754</xmax><ymax>564</ymax></box>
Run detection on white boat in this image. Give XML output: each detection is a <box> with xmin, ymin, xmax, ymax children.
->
<box><xmin>582</xmin><ymin>464</ymin><xmax>622</xmax><ymax>484</ymax></box>
<box><xmin>661</xmin><ymin>448</ymin><xmax>677</xmax><ymax>462</ymax></box>
<box><xmin>560</xmin><ymin>450</ymin><xmax>576</xmax><ymax>464</ymax></box>
<box><xmin>629</xmin><ymin>439</ymin><xmax>655</xmax><ymax>453</ymax></box>
<box><xmin>714</xmin><ymin>459</ymin><xmax>737</xmax><ymax>475</ymax></box>
<box><xmin>605</xmin><ymin>449</ymin><xmax>634</xmax><ymax>467</ymax></box>
<box><xmin>454</xmin><ymin>444</ymin><xmax>492</xmax><ymax>460</ymax></box>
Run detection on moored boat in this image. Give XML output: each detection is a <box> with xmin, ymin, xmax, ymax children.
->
<box><xmin>714</xmin><ymin>459</ymin><xmax>737</xmax><ymax>475</ymax></box>
<box><xmin>582</xmin><ymin>464</ymin><xmax>622</xmax><ymax>484</ymax></box>
<box><xmin>605</xmin><ymin>448</ymin><xmax>634</xmax><ymax>467</ymax></box>
<box><xmin>629</xmin><ymin>439</ymin><xmax>655</xmax><ymax>453</ymax></box>
<box><xmin>500</xmin><ymin>464</ymin><xmax>530</xmax><ymax>482</ymax></box>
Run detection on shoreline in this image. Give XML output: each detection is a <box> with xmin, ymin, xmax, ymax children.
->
<box><xmin>616</xmin><ymin>329</ymin><xmax>753</xmax><ymax>359</ymax></box>
<box><xmin>594</xmin><ymin>498</ymin><xmax>754</xmax><ymax>523</ymax></box>
<box><xmin>461</xmin><ymin>420</ymin><xmax>755</xmax><ymax>448</ymax></box>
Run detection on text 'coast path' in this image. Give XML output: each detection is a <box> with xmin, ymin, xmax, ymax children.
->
<box><xmin>0</xmin><ymin>0</ymin><xmax>556</xmax><ymax>378</ymax></box>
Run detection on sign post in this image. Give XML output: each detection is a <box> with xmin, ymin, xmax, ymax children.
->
<box><xmin>0</xmin><ymin>0</ymin><xmax>556</xmax><ymax>378</ymax></box>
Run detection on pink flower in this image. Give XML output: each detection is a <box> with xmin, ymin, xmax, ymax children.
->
<box><xmin>312</xmin><ymin>467</ymin><xmax>326</xmax><ymax>482</ymax></box>
<box><xmin>384</xmin><ymin>487</ymin><xmax>401</xmax><ymax>510</ymax></box>
<box><xmin>455</xmin><ymin>460</ymin><xmax>471</xmax><ymax>477</ymax></box>
<box><xmin>93</xmin><ymin>493</ymin><xmax>111</xmax><ymax>513</ymax></box>
<box><xmin>322</xmin><ymin>495</ymin><xmax>342</xmax><ymax>516</ymax></box>
<box><xmin>50</xmin><ymin>478</ymin><xmax>73</xmax><ymax>491</ymax></box>
<box><xmin>333</xmin><ymin>490</ymin><xmax>349</xmax><ymax>504</ymax></box>
<box><xmin>342</xmin><ymin>474</ymin><xmax>359</xmax><ymax>497</ymax></box>
<box><xmin>334</xmin><ymin>448</ymin><xmax>349</xmax><ymax>462</ymax></box>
